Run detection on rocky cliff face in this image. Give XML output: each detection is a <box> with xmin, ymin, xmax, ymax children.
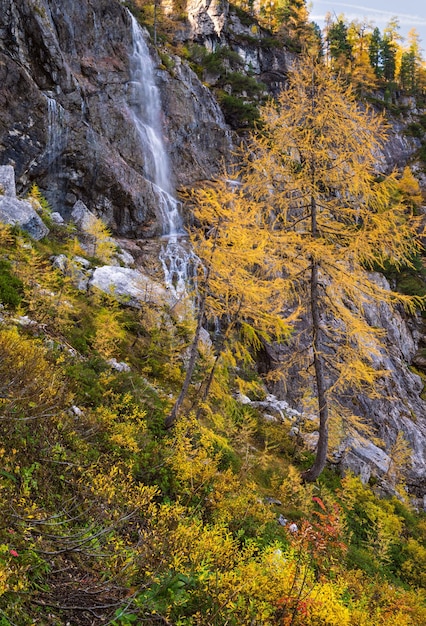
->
<box><xmin>164</xmin><ymin>0</ymin><xmax>294</xmax><ymax>96</ymax></box>
<box><xmin>345</xmin><ymin>287</ymin><xmax>426</xmax><ymax>501</ymax></box>
<box><xmin>0</xmin><ymin>0</ymin><xmax>417</xmax><ymax>232</ymax></box>
<box><xmin>0</xmin><ymin>0</ymin><xmax>232</xmax><ymax>235</ymax></box>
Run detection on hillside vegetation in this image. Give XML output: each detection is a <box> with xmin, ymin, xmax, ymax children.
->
<box><xmin>0</xmin><ymin>186</ymin><xmax>424</xmax><ymax>624</ymax></box>
<box><xmin>1</xmin><ymin>1</ymin><xmax>426</xmax><ymax>625</ymax></box>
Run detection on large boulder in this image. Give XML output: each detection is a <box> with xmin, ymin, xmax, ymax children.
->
<box><xmin>0</xmin><ymin>196</ymin><xmax>49</xmax><ymax>240</ymax></box>
<box><xmin>89</xmin><ymin>265</ymin><xmax>168</xmax><ymax>307</ymax></box>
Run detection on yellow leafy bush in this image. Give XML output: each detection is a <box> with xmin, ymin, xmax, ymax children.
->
<box><xmin>0</xmin><ymin>544</ymin><xmax>27</xmax><ymax>597</ymax></box>
<box><xmin>303</xmin><ymin>580</ymin><xmax>351</xmax><ymax>626</ymax></box>
<box><xmin>83</xmin><ymin>461</ymin><xmax>158</xmax><ymax>510</ymax></box>
<box><xmin>401</xmin><ymin>538</ymin><xmax>426</xmax><ymax>587</ymax></box>
<box><xmin>273</xmin><ymin>464</ymin><xmax>315</xmax><ymax>516</ymax></box>
<box><xmin>0</xmin><ymin>326</ymin><xmax>68</xmax><ymax>423</ymax></box>
<box><xmin>90</xmin><ymin>391</ymin><xmax>147</xmax><ymax>454</ymax></box>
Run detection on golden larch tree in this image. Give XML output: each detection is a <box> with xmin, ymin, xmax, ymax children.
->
<box><xmin>242</xmin><ymin>55</ymin><xmax>423</xmax><ymax>480</ymax></box>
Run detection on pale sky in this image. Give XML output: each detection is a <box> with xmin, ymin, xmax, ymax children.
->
<box><xmin>309</xmin><ymin>1</ymin><xmax>426</xmax><ymax>52</ymax></box>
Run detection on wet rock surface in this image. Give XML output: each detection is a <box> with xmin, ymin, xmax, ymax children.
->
<box><xmin>0</xmin><ymin>0</ymin><xmax>232</xmax><ymax>234</ymax></box>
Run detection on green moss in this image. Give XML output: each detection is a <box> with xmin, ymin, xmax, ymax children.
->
<box><xmin>0</xmin><ymin>259</ymin><xmax>23</xmax><ymax>308</ymax></box>
<box><xmin>158</xmin><ymin>50</ymin><xmax>175</xmax><ymax>71</ymax></box>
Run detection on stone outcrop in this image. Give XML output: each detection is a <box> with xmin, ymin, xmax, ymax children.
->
<box><xmin>1</xmin><ymin>0</ymin><xmax>413</xmax><ymax>234</ymax></box>
<box><xmin>264</xmin><ymin>273</ymin><xmax>426</xmax><ymax>502</ymax></box>
<box><xmin>89</xmin><ymin>265</ymin><xmax>168</xmax><ymax>307</ymax></box>
<box><xmin>0</xmin><ymin>196</ymin><xmax>49</xmax><ymax>240</ymax></box>
<box><xmin>187</xmin><ymin>0</ymin><xmax>228</xmax><ymax>42</ymax></box>
<box><xmin>0</xmin><ymin>165</ymin><xmax>49</xmax><ymax>239</ymax></box>
<box><xmin>0</xmin><ymin>165</ymin><xmax>17</xmax><ymax>197</ymax></box>
<box><xmin>158</xmin><ymin>55</ymin><xmax>233</xmax><ymax>188</ymax></box>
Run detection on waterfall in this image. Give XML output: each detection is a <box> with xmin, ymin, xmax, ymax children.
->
<box><xmin>46</xmin><ymin>96</ymin><xmax>66</xmax><ymax>168</ymax></box>
<box><xmin>44</xmin><ymin>95</ymin><xmax>67</xmax><ymax>209</ymax></box>
<box><xmin>128</xmin><ymin>15</ymin><xmax>193</xmax><ymax>301</ymax></box>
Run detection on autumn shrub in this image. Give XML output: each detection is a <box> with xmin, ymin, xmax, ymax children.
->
<box><xmin>338</xmin><ymin>475</ymin><xmax>414</xmax><ymax>578</ymax></box>
<box><xmin>26</xmin><ymin>183</ymin><xmax>52</xmax><ymax>225</ymax></box>
<box><xmin>0</xmin><ymin>326</ymin><xmax>69</xmax><ymax>425</ymax></box>
<box><xmin>0</xmin><ymin>544</ymin><xmax>28</xmax><ymax>597</ymax></box>
<box><xmin>1</xmin><ymin>180</ymin><xmax>426</xmax><ymax>624</ymax></box>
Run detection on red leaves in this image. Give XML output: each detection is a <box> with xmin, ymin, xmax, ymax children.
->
<box><xmin>288</xmin><ymin>498</ymin><xmax>347</xmax><ymax>567</ymax></box>
<box><xmin>312</xmin><ymin>496</ymin><xmax>326</xmax><ymax>511</ymax></box>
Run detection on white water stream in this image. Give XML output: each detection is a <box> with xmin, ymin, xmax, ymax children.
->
<box><xmin>44</xmin><ymin>95</ymin><xmax>68</xmax><ymax>209</ymax></box>
<box><xmin>128</xmin><ymin>15</ymin><xmax>193</xmax><ymax>301</ymax></box>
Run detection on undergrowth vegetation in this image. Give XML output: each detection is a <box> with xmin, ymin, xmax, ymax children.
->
<box><xmin>0</xmin><ymin>196</ymin><xmax>425</xmax><ymax>625</ymax></box>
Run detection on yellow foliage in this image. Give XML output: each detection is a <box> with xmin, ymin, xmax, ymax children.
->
<box><xmin>210</xmin><ymin>470</ymin><xmax>275</xmax><ymax>531</ymax></box>
<box><xmin>190</xmin><ymin>176</ymin><xmax>298</xmax><ymax>375</ymax></box>
<box><xmin>26</xmin><ymin>183</ymin><xmax>51</xmax><ymax>219</ymax></box>
<box><xmin>166</xmin><ymin>414</ymin><xmax>220</xmax><ymax>491</ymax></box>
<box><xmin>0</xmin><ymin>326</ymin><xmax>68</xmax><ymax>422</ymax></box>
<box><xmin>90</xmin><ymin>392</ymin><xmax>147</xmax><ymax>454</ymax></box>
<box><xmin>13</xmin><ymin>239</ymin><xmax>77</xmax><ymax>332</ymax></box>
<box><xmin>339</xmin><ymin>474</ymin><xmax>404</xmax><ymax>564</ymax></box>
<box><xmin>304</xmin><ymin>580</ymin><xmax>351</xmax><ymax>625</ymax></box>
<box><xmin>397</xmin><ymin>166</ymin><xmax>423</xmax><ymax>209</ymax></box>
<box><xmin>386</xmin><ymin>430</ymin><xmax>412</xmax><ymax>493</ymax></box>
<box><xmin>401</xmin><ymin>538</ymin><xmax>426</xmax><ymax>587</ymax></box>
<box><xmin>84</xmin><ymin>214</ymin><xmax>116</xmax><ymax>262</ymax></box>
<box><xmin>91</xmin><ymin>305</ymin><xmax>126</xmax><ymax>359</ymax></box>
<box><xmin>0</xmin><ymin>223</ymin><xmax>14</xmax><ymax>246</ymax></box>
<box><xmin>274</xmin><ymin>464</ymin><xmax>315</xmax><ymax>515</ymax></box>
<box><xmin>0</xmin><ymin>544</ymin><xmax>27</xmax><ymax>597</ymax></box>
<box><xmin>233</xmin><ymin>54</ymin><xmax>424</xmax><ymax>479</ymax></box>
<box><xmin>83</xmin><ymin>460</ymin><xmax>158</xmax><ymax>510</ymax></box>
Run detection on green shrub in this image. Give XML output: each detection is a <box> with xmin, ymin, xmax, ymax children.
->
<box><xmin>418</xmin><ymin>142</ymin><xmax>426</xmax><ymax>165</ymax></box>
<box><xmin>217</xmin><ymin>92</ymin><xmax>260</xmax><ymax>128</ymax></box>
<box><xmin>231</xmin><ymin>5</ymin><xmax>256</xmax><ymax>27</ymax></box>
<box><xmin>404</xmin><ymin>122</ymin><xmax>424</xmax><ymax>138</ymax></box>
<box><xmin>65</xmin><ymin>357</ymin><xmax>109</xmax><ymax>405</ymax></box>
<box><xmin>188</xmin><ymin>44</ymin><xmax>243</xmax><ymax>76</ymax></box>
<box><xmin>346</xmin><ymin>545</ymin><xmax>378</xmax><ymax>576</ymax></box>
<box><xmin>220</xmin><ymin>71</ymin><xmax>266</xmax><ymax>97</ymax></box>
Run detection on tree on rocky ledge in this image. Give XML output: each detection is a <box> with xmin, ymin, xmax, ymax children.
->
<box><xmin>241</xmin><ymin>55</ymin><xmax>424</xmax><ymax>481</ymax></box>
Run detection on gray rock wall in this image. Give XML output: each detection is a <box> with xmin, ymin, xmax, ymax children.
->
<box><xmin>0</xmin><ymin>0</ymin><xmax>232</xmax><ymax>235</ymax></box>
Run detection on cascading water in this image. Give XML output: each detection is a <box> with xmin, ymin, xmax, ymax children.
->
<box><xmin>44</xmin><ymin>95</ymin><xmax>68</xmax><ymax>209</ymax></box>
<box><xmin>46</xmin><ymin>96</ymin><xmax>66</xmax><ymax>166</ymax></box>
<box><xmin>128</xmin><ymin>14</ymin><xmax>193</xmax><ymax>301</ymax></box>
